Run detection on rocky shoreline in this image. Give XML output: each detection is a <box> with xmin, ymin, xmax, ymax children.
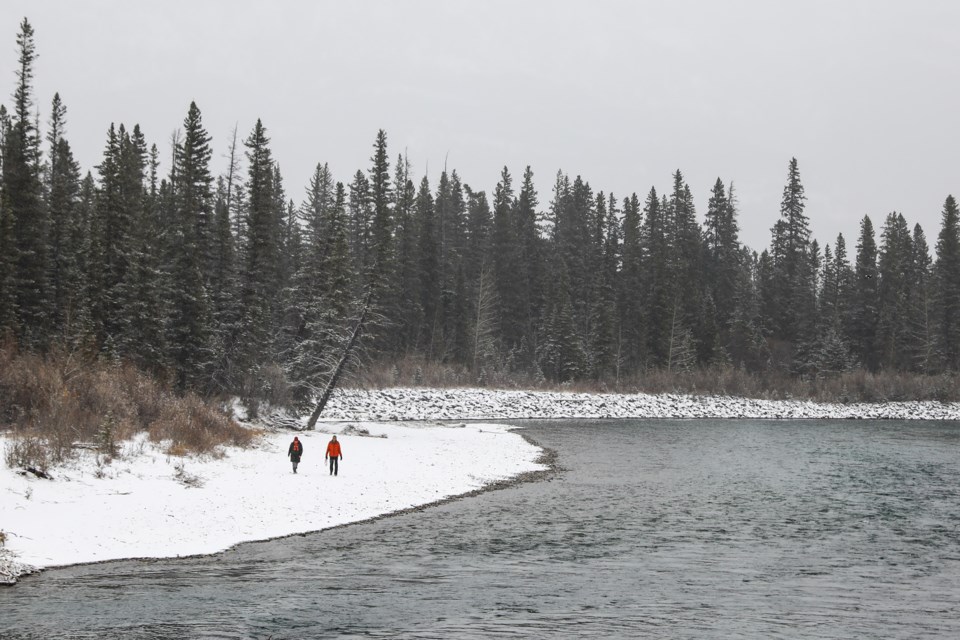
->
<box><xmin>323</xmin><ymin>387</ymin><xmax>960</xmax><ymax>421</ymax></box>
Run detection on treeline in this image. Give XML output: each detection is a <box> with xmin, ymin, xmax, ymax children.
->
<box><xmin>2</xmin><ymin>19</ymin><xmax>960</xmax><ymax>407</ymax></box>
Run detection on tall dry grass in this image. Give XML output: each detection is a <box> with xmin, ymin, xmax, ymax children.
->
<box><xmin>1</xmin><ymin>346</ymin><xmax>256</xmax><ymax>471</ymax></box>
<box><xmin>355</xmin><ymin>357</ymin><xmax>960</xmax><ymax>403</ymax></box>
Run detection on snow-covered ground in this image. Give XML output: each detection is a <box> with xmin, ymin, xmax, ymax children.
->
<box><xmin>3</xmin><ymin>386</ymin><xmax>960</xmax><ymax>585</ymax></box>
<box><xmin>1</xmin><ymin>419</ymin><xmax>544</xmax><ymax>584</ymax></box>
<box><xmin>322</xmin><ymin>387</ymin><xmax>960</xmax><ymax>421</ymax></box>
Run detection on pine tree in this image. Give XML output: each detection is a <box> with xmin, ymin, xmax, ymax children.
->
<box><xmin>934</xmin><ymin>195</ymin><xmax>960</xmax><ymax>369</ymax></box>
<box><xmin>368</xmin><ymin>129</ymin><xmax>392</xmax><ymax>282</ymax></box>
<box><xmin>210</xmin><ymin>175</ymin><xmax>238</xmax><ymax>391</ymax></box>
<box><xmin>168</xmin><ymin>103</ymin><xmax>214</xmax><ymax>390</ymax></box>
<box><xmin>514</xmin><ymin>166</ymin><xmax>540</xmax><ymax>354</ymax></box>
<box><xmin>619</xmin><ymin>193</ymin><xmax>645</xmax><ymax>372</ymax></box>
<box><xmin>415</xmin><ymin>175</ymin><xmax>440</xmax><ymax>358</ymax></box>
<box><xmin>729</xmin><ymin>249</ymin><xmax>768</xmax><ymax>371</ymax></box>
<box><xmin>237</xmin><ymin>119</ymin><xmax>277</xmax><ymax>384</ymax></box>
<box><xmin>390</xmin><ymin>155</ymin><xmax>419</xmax><ymax>353</ymax></box>
<box><xmin>642</xmin><ymin>187</ymin><xmax>673</xmax><ymax>365</ymax></box>
<box><xmin>492</xmin><ymin>167</ymin><xmax>522</xmax><ymax>353</ymax></box>
<box><xmin>852</xmin><ymin>216</ymin><xmax>879</xmax><ymax>370</ymax></box>
<box><xmin>906</xmin><ymin>224</ymin><xmax>935</xmax><ymax>372</ymax></box>
<box><xmin>876</xmin><ymin>212</ymin><xmax>912</xmax><ymax>369</ymax></box>
<box><xmin>669</xmin><ymin>171</ymin><xmax>703</xmax><ymax>347</ymax></box>
<box><xmin>44</xmin><ymin>93</ymin><xmax>84</xmax><ymax>339</ymax></box>
<box><xmin>537</xmin><ymin>259</ymin><xmax>585</xmax><ymax>382</ymax></box>
<box><xmin>703</xmin><ymin>179</ymin><xmax>742</xmax><ymax>340</ymax></box>
<box><xmin>768</xmin><ymin>158</ymin><xmax>812</xmax><ymax>346</ymax></box>
<box><xmin>588</xmin><ymin>192</ymin><xmax>619</xmax><ymax>379</ymax></box>
<box><xmin>3</xmin><ymin>19</ymin><xmax>49</xmax><ymax>347</ymax></box>
<box><xmin>347</xmin><ymin>169</ymin><xmax>372</xmax><ymax>273</ymax></box>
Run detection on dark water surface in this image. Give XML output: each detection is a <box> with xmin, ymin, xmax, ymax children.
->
<box><xmin>4</xmin><ymin>419</ymin><xmax>960</xmax><ymax>639</ymax></box>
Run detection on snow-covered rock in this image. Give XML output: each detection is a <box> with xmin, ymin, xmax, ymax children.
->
<box><xmin>321</xmin><ymin>387</ymin><xmax>960</xmax><ymax>421</ymax></box>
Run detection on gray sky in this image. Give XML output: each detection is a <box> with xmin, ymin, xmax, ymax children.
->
<box><xmin>2</xmin><ymin>0</ymin><xmax>958</xmax><ymax>252</ymax></box>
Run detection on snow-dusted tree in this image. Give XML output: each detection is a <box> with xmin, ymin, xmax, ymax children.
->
<box><xmin>852</xmin><ymin>215</ymin><xmax>879</xmax><ymax>370</ymax></box>
<box><xmin>168</xmin><ymin>103</ymin><xmax>215</xmax><ymax>390</ymax></box>
<box><xmin>934</xmin><ymin>195</ymin><xmax>960</xmax><ymax>370</ymax></box>
<box><xmin>906</xmin><ymin>224</ymin><xmax>935</xmax><ymax>372</ymax></box>
<box><xmin>44</xmin><ymin>93</ymin><xmax>85</xmax><ymax>339</ymax></box>
<box><xmin>2</xmin><ymin>19</ymin><xmax>49</xmax><ymax>347</ymax></box>
<box><xmin>471</xmin><ymin>262</ymin><xmax>499</xmax><ymax>374</ymax></box>
<box><xmin>236</xmin><ymin>119</ymin><xmax>277</xmax><ymax>383</ymax></box>
<box><xmin>618</xmin><ymin>193</ymin><xmax>645</xmax><ymax>372</ymax></box>
<box><xmin>876</xmin><ymin>212</ymin><xmax>913</xmax><ymax>370</ymax></box>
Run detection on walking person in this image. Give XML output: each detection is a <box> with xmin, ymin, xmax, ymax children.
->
<box><xmin>325</xmin><ymin>435</ymin><xmax>342</xmax><ymax>476</ymax></box>
<box><xmin>288</xmin><ymin>436</ymin><xmax>303</xmax><ymax>474</ymax></box>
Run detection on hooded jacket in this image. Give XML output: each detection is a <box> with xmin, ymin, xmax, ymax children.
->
<box><xmin>288</xmin><ymin>438</ymin><xmax>303</xmax><ymax>462</ymax></box>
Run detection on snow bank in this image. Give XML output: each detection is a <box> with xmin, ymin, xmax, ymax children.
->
<box><xmin>0</xmin><ymin>421</ymin><xmax>544</xmax><ymax>583</ymax></box>
<box><xmin>323</xmin><ymin>387</ymin><xmax>960</xmax><ymax>421</ymax></box>
<box><xmin>4</xmin><ymin>386</ymin><xmax>959</xmax><ymax>584</ymax></box>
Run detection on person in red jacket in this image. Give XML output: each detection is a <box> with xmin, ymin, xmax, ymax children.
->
<box><xmin>288</xmin><ymin>436</ymin><xmax>303</xmax><ymax>474</ymax></box>
<box><xmin>325</xmin><ymin>435</ymin><xmax>343</xmax><ymax>476</ymax></box>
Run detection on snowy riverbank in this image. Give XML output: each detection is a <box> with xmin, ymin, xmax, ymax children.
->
<box><xmin>322</xmin><ymin>387</ymin><xmax>960</xmax><ymax>421</ymax></box>
<box><xmin>1</xmin><ymin>420</ymin><xmax>544</xmax><ymax>584</ymax></box>
<box><xmin>4</xmin><ymin>386</ymin><xmax>960</xmax><ymax>585</ymax></box>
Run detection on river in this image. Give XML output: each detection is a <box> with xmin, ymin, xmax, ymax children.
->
<box><xmin>3</xmin><ymin>419</ymin><xmax>960</xmax><ymax>638</ymax></box>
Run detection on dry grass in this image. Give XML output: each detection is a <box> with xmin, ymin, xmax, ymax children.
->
<box><xmin>356</xmin><ymin>357</ymin><xmax>960</xmax><ymax>403</ymax></box>
<box><xmin>1</xmin><ymin>346</ymin><xmax>256</xmax><ymax>470</ymax></box>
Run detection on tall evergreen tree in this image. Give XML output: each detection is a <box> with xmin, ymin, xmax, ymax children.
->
<box><xmin>703</xmin><ymin>179</ymin><xmax>741</xmax><ymax>342</ymax></box>
<box><xmin>619</xmin><ymin>193</ymin><xmax>645</xmax><ymax>372</ymax></box>
<box><xmin>3</xmin><ymin>19</ymin><xmax>49</xmax><ymax>347</ymax></box>
<box><xmin>852</xmin><ymin>215</ymin><xmax>879</xmax><ymax>370</ymax></box>
<box><xmin>390</xmin><ymin>154</ymin><xmax>419</xmax><ymax>353</ymax></box>
<box><xmin>906</xmin><ymin>224</ymin><xmax>935</xmax><ymax>371</ymax></box>
<box><xmin>368</xmin><ymin>129</ymin><xmax>392</xmax><ymax>282</ymax></box>
<box><xmin>642</xmin><ymin>187</ymin><xmax>673</xmax><ymax>365</ymax></box>
<box><xmin>768</xmin><ymin>158</ymin><xmax>812</xmax><ymax>346</ymax></box>
<box><xmin>934</xmin><ymin>195</ymin><xmax>960</xmax><ymax>370</ymax></box>
<box><xmin>168</xmin><ymin>102</ymin><xmax>214</xmax><ymax>389</ymax></box>
<box><xmin>492</xmin><ymin>167</ymin><xmax>521</xmax><ymax>354</ymax></box>
<box><xmin>237</xmin><ymin>119</ymin><xmax>277</xmax><ymax>383</ymax></box>
<box><xmin>876</xmin><ymin>212</ymin><xmax>912</xmax><ymax>369</ymax></box>
<box><xmin>44</xmin><ymin>93</ymin><xmax>84</xmax><ymax>338</ymax></box>
<box><xmin>415</xmin><ymin>175</ymin><xmax>440</xmax><ymax>357</ymax></box>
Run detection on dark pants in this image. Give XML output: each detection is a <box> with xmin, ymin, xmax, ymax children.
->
<box><xmin>291</xmin><ymin>460</ymin><xmax>299</xmax><ymax>473</ymax></box>
<box><xmin>328</xmin><ymin>457</ymin><xmax>339</xmax><ymax>475</ymax></box>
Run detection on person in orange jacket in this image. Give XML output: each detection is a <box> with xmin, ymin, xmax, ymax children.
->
<box><xmin>288</xmin><ymin>436</ymin><xmax>303</xmax><ymax>474</ymax></box>
<box><xmin>325</xmin><ymin>435</ymin><xmax>342</xmax><ymax>476</ymax></box>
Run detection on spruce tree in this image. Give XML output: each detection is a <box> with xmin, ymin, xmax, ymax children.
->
<box><xmin>390</xmin><ymin>155</ymin><xmax>419</xmax><ymax>353</ymax></box>
<box><xmin>368</xmin><ymin>129</ymin><xmax>392</xmax><ymax>282</ymax></box>
<box><xmin>906</xmin><ymin>224</ymin><xmax>935</xmax><ymax>371</ymax></box>
<box><xmin>237</xmin><ymin>119</ymin><xmax>277</xmax><ymax>386</ymax></box>
<box><xmin>935</xmin><ymin>195</ymin><xmax>960</xmax><ymax>369</ymax></box>
<box><xmin>876</xmin><ymin>212</ymin><xmax>912</xmax><ymax>369</ymax></box>
<box><xmin>768</xmin><ymin>158</ymin><xmax>812</xmax><ymax>346</ymax></box>
<box><xmin>168</xmin><ymin>103</ymin><xmax>214</xmax><ymax>390</ymax></box>
<box><xmin>415</xmin><ymin>175</ymin><xmax>440</xmax><ymax>358</ymax></box>
<box><xmin>3</xmin><ymin>19</ymin><xmax>49</xmax><ymax>347</ymax></box>
<box><xmin>642</xmin><ymin>187</ymin><xmax>672</xmax><ymax>365</ymax></box>
<box><xmin>45</xmin><ymin>93</ymin><xmax>84</xmax><ymax>339</ymax></box>
<box><xmin>852</xmin><ymin>216</ymin><xmax>879</xmax><ymax>370</ymax></box>
<box><xmin>492</xmin><ymin>167</ymin><xmax>521</xmax><ymax>353</ymax></box>
<box><xmin>619</xmin><ymin>193</ymin><xmax>645</xmax><ymax>372</ymax></box>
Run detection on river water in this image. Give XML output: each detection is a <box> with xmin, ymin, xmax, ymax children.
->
<box><xmin>4</xmin><ymin>419</ymin><xmax>960</xmax><ymax>639</ymax></box>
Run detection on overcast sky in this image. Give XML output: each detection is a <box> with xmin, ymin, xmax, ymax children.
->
<box><xmin>2</xmin><ymin>0</ymin><xmax>958</xmax><ymax>252</ymax></box>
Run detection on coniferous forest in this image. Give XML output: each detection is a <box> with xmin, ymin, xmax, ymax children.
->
<box><xmin>3</xmin><ymin>19</ymin><xmax>960</xmax><ymax>409</ymax></box>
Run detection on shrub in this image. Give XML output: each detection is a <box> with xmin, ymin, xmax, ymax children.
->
<box><xmin>1</xmin><ymin>346</ymin><xmax>256</xmax><ymax>470</ymax></box>
<box><xmin>4</xmin><ymin>435</ymin><xmax>51</xmax><ymax>472</ymax></box>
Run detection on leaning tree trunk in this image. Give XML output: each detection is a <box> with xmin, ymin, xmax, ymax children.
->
<box><xmin>306</xmin><ymin>290</ymin><xmax>373</xmax><ymax>430</ymax></box>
